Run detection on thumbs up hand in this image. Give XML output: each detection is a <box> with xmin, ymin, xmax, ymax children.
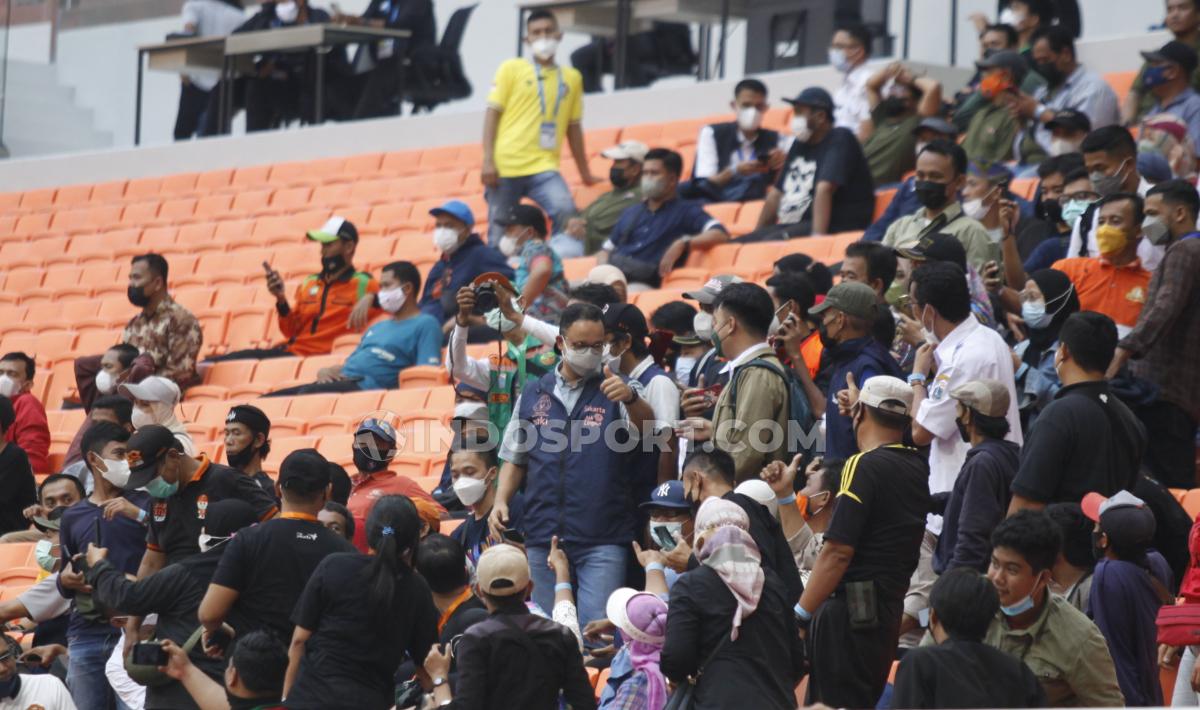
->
<box><xmin>836</xmin><ymin>371</ymin><xmax>860</xmax><ymax>417</ymax></box>
<box><xmin>600</xmin><ymin>364</ymin><xmax>635</xmax><ymax>404</ymax></box>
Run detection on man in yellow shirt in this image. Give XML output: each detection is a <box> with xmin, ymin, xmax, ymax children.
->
<box><xmin>482</xmin><ymin>9</ymin><xmax>599</xmax><ymax>244</ymax></box>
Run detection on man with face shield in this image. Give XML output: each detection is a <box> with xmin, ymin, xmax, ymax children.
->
<box><xmin>344</xmin><ymin>418</ymin><xmax>444</xmax><ymax>553</ymax></box>
<box><xmin>749</xmin><ymin>87</ymin><xmax>875</xmax><ymax>240</ymax></box>
<box><xmin>222</xmin><ymin>405</ymin><xmax>274</xmax><ymax>496</ymax></box>
<box><xmin>599</xmin><ymin>148</ymin><xmax>729</xmax><ymax>287</ymax></box>
<box><xmin>490</xmin><ymin>302</ymin><xmax>656</xmax><ymax>629</ymax></box>
<box><xmin>119</xmin><ymin>376</ymin><xmax>196</xmax><ymax>456</ymax></box>
<box><xmin>78</xmin><ymin>498</ymin><xmax>259</xmax><ymax>710</ymax></box>
<box><xmin>418</xmin><ymin>200</ymin><xmax>514</xmax><ymax>331</ymax></box>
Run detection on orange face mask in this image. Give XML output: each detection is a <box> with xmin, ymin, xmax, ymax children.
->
<box><xmin>980</xmin><ymin>72</ymin><xmax>1014</xmax><ymax>100</ymax></box>
<box><xmin>796</xmin><ymin>492</ymin><xmax>831</xmax><ymax>521</ymax></box>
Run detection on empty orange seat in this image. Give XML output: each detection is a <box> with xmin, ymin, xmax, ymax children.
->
<box><xmin>125</xmin><ymin>176</ymin><xmax>163</xmax><ymax>201</ymax></box>
<box><xmin>400</xmin><ymin>366</ymin><xmax>449</xmax><ymax>389</ymax></box>
<box><xmin>874</xmin><ymin>189</ymin><xmax>896</xmax><ymax>221</ymax></box>
<box><xmin>288</xmin><ymin>394</ymin><xmax>338</xmax><ymax>420</ymax></box>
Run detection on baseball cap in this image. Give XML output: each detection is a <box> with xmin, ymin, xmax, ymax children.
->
<box><xmin>1045</xmin><ymin>108</ymin><xmax>1091</xmax><ymax>134</ymax></box>
<box><xmin>949</xmin><ymin>379</ymin><xmax>1011</xmax><ymax>418</ymax></box>
<box><xmin>808</xmin><ymin>281</ymin><xmax>877</xmax><ymax>320</ymax></box>
<box><xmin>896</xmin><ymin>233</ymin><xmax>967</xmax><ymax>272</ymax></box>
<box><xmin>202</xmin><ymin>498</ymin><xmax>259</xmax><ymax>538</ymax></box>
<box><xmin>355</xmin><ymin>417</ymin><xmax>399</xmax><ymax>458</ymax></box>
<box><xmin>306</xmin><ymin>216</ymin><xmax>359</xmax><ymax>244</ymax></box>
<box><xmin>606</xmin><ymin>587</ymin><xmax>667</xmax><ymax>645</ymax></box>
<box><xmin>1142</xmin><ymin>40</ymin><xmax>1200</xmax><ymax>77</ymax></box>
<box><xmin>226</xmin><ymin>405</ymin><xmax>270</xmax><ymax>435</ymax></box>
<box><xmin>913</xmin><ymin>117</ymin><xmax>958</xmax><ymax>138</ymax></box>
<box><xmin>469</xmin><ymin>271</ymin><xmax>518</xmax><ymax>295</ymax></box>
<box><xmin>975</xmin><ymin>49</ymin><xmax>1027</xmax><ymax>81</ymax></box>
<box><xmin>1138</xmin><ymin>152</ymin><xmax>1173</xmax><ymax>183</ymax></box>
<box><xmin>31</xmin><ymin>505</ymin><xmax>67</xmax><ymax>533</ymax></box>
<box><xmin>494</xmin><ymin>204</ymin><xmax>548</xmax><ymax>238</ymax></box>
<box><xmin>119</xmin><ymin>376</ymin><xmax>181</xmax><ymax>405</ymax></box>
<box><xmin>452</xmin><ymin>401</ymin><xmax>488</xmax><ymax>421</ymax></box>
<box><xmin>124</xmin><ymin>424</ymin><xmax>183</xmax><ymax>490</ymax></box>
<box><xmin>278</xmin><ymin>448</ymin><xmax>331</xmax><ymax>494</ymax></box>
<box><xmin>602</xmin><ymin>302</ymin><xmax>649</xmax><ymax>340</ymax></box>
<box><xmin>429</xmin><ymin>199</ymin><xmax>475</xmax><ymax>228</ymax></box>
<box><xmin>1081</xmin><ymin>490</ymin><xmax>1157</xmax><ymax>546</ymax></box>
<box><xmin>639</xmin><ymin>480</ymin><xmax>691</xmax><ymax>510</ymax></box>
<box><xmin>784</xmin><ymin>87</ymin><xmax>834</xmax><ymax>114</ymax></box>
<box><xmin>586</xmin><ymin>264</ymin><xmax>627</xmax><ymax>287</ymax></box>
<box><xmin>857</xmin><ymin>375</ymin><xmax>914</xmax><ymax>416</ymax></box>
<box><xmin>476</xmin><ymin>543</ymin><xmax>530</xmax><ymax>596</ymax></box>
<box><xmin>601</xmin><ymin>140</ymin><xmax>649</xmax><ymax>163</ymax></box>
<box><xmin>683</xmin><ymin>274</ymin><xmax>743</xmax><ymax>305</ymax></box>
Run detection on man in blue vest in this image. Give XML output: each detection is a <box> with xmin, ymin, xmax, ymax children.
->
<box><xmin>681</xmin><ymin>78</ymin><xmax>791</xmax><ymax>203</ymax></box>
<box><xmin>601</xmin><ymin>302</ymin><xmax>680</xmax><ymax>516</ymax></box>
<box><xmin>490</xmin><ymin>302</ymin><xmax>655</xmax><ymax>629</ymax></box>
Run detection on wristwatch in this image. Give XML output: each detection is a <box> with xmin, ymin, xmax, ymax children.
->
<box><xmin>432</xmin><ymin>677</ymin><xmax>447</xmax><ymax>688</ymax></box>
<box><xmin>907</xmin><ymin>373</ymin><xmax>927</xmax><ymax>387</ymax></box>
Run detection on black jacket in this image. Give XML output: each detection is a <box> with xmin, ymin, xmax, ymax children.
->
<box><xmin>86</xmin><ymin>552</ymin><xmax>228</xmax><ymax>710</ymax></box>
<box><xmin>661</xmin><ymin>565</ymin><xmax>804</xmax><ymax>710</ymax></box>
<box><xmin>932</xmin><ymin>439</ymin><xmax>1020</xmax><ymax>575</ymax></box>
<box><xmin>448</xmin><ymin>608</ymin><xmax>595</xmax><ymax>710</ymax></box>
<box><xmin>891</xmin><ymin>638</ymin><xmax>1046</xmax><ymax>708</ymax></box>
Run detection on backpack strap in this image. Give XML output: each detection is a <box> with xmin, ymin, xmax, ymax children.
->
<box><xmin>727</xmin><ymin>357</ymin><xmax>790</xmax><ymax>419</ymax></box>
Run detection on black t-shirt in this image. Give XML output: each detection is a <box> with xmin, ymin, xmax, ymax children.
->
<box><xmin>824</xmin><ymin>444</ymin><xmax>930</xmax><ymax>598</ymax></box>
<box><xmin>0</xmin><ymin>443</ymin><xmax>36</xmax><ymax>535</ymax></box>
<box><xmin>451</xmin><ymin>493</ymin><xmax>526</xmax><ymax>566</ymax></box>
<box><xmin>211</xmin><ymin>515</ymin><xmax>355</xmax><ymax>640</ymax></box>
<box><xmin>146</xmin><ymin>458</ymin><xmax>278</xmax><ymax>564</ymax></box>
<box><xmin>1012</xmin><ymin>380</ymin><xmax>1147</xmax><ymax>505</ymax></box>
<box><xmin>288</xmin><ymin>552</ymin><xmax>439</xmax><ymax>710</ymax></box>
<box><xmin>774</xmin><ymin>126</ymin><xmax>876</xmax><ymax>232</ymax></box>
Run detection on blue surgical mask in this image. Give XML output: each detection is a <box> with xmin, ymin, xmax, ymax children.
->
<box><xmin>34</xmin><ymin>539</ymin><xmax>57</xmax><ymax>572</ymax></box>
<box><xmin>1021</xmin><ymin>300</ymin><xmax>1049</xmax><ymax>329</ymax></box>
<box><xmin>1143</xmin><ymin>64</ymin><xmax>1172</xmax><ymax>89</ymax></box>
<box><xmin>144</xmin><ymin>476</ymin><xmax>179</xmax><ymax>499</ymax></box>
<box><xmin>1060</xmin><ymin>199</ymin><xmax>1092</xmax><ymax>228</ymax></box>
<box><xmin>1000</xmin><ymin>573</ymin><xmax>1047</xmax><ymax>617</ymax></box>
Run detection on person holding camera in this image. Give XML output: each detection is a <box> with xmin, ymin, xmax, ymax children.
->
<box><xmin>265</xmin><ymin>261</ymin><xmax>441</xmax><ymax>396</ymax></box>
<box><xmin>79</xmin><ymin>499</ymin><xmax>261</xmax><ymax>710</ymax></box>
<box><xmin>157</xmin><ymin>629</ymin><xmax>289</xmax><ymax>710</ymax></box>
<box><xmin>418</xmin><ymin>200</ymin><xmax>514</xmax><ymax>333</ymax></box>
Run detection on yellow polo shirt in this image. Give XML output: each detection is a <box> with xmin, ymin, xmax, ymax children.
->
<box><xmin>487</xmin><ymin>58</ymin><xmax>584</xmax><ymax>178</ymax></box>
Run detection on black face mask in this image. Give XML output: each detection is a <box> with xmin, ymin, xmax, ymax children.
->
<box><xmin>1036</xmin><ymin>61</ymin><xmax>1063</xmax><ymax>87</ymax></box>
<box><xmin>127</xmin><ymin>284</ymin><xmax>151</xmax><ymax>307</ymax></box>
<box><xmin>353</xmin><ymin>447</ymin><xmax>390</xmax><ymax>474</ymax></box>
<box><xmin>982</xmin><ymin>47</ymin><xmax>999</xmax><ymax>60</ymax></box>
<box><xmin>1038</xmin><ymin>198</ymin><xmax>1063</xmax><ymax>224</ymax></box>
<box><xmin>914</xmin><ymin>179</ymin><xmax>951</xmax><ymax>210</ymax></box>
<box><xmin>878</xmin><ymin>97</ymin><xmax>909</xmax><ymax>118</ymax></box>
<box><xmin>610</xmin><ymin>166</ymin><xmax>630</xmax><ymax>189</ymax></box>
<box><xmin>226</xmin><ymin>445</ymin><xmax>258</xmax><ymax>471</ymax></box>
<box><xmin>956</xmin><ymin>418</ymin><xmax>971</xmax><ymax>443</ymax></box>
<box><xmin>1091</xmin><ymin>530</ymin><xmax>1106</xmax><ymax>561</ymax></box>
<box><xmin>321</xmin><ymin>254</ymin><xmax>347</xmax><ymax>275</ymax></box>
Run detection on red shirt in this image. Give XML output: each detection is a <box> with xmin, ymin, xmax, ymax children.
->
<box><xmin>6</xmin><ymin>392</ymin><xmax>49</xmax><ymax>473</ymax></box>
<box><xmin>346</xmin><ymin>470</ymin><xmax>444</xmax><ymax>552</ymax></box>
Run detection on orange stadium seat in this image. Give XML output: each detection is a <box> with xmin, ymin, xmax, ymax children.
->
<box><xmin>1105</xmin><ymin>70</ymin><xmax>1138</xmax><ymax>105</ymax></box>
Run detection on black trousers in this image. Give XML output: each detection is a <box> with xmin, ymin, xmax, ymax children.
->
<box><xmin>1137</xmin><ymin>399</ymin><xmax>1199</xmax><ymax>488</ymax></box>
<box><xmin>354</xmin><ymin>56</ymin><xmax>407</xmax><ymax>119</ymax></box>
<box><xmin>736</xmin><ymin>220</ymin><xmax>813</xmax><ymax>243</ymax></box>
<box><xmin>206</xmin><ymin>346</ymin><xmax>293</xmax><ymax>363</ymax></box>
<box><xmin>245</xmin><ymin>75</ymin><xmax>308</xmax><ymax>132</ymax></box>
<box><xmin>174</xmin><ymin>81</ymin><xmax>211</xmax><ymax>140</ymax></box>
<box><xmin>806</xmin><ymin>593</ymin><xmax>903</xmax><ymax>709</ymax></box>
<box><xmin>264</xmin><ymin>379</ymin><xmax>363</xmax><ymax>397</ymax></box>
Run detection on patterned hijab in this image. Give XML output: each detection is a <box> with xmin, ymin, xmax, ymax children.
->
<box><xmin>694</xmin><ymin>498</ymin><xmax>764</xmax><ymax>640</ymax></box>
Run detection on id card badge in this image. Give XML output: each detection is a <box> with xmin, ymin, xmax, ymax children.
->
<box><xmin>539</xmin><ymin>121</ymin><xmax>557</xmax><ymax>150</ymax></box>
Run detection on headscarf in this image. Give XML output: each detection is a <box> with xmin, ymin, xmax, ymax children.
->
<box><xmin>612</xmin><ymin>591</ymin><xmax>669</xmax><ymax>710</ymax></box>
<box><xmin>1139</xmin><ymin>113</ymin><xmax>1197</xmax><ymax>180</ymax></box>
<box><xmin>694</xmin><ymin>499</ymin><xmax>763</xmax><ymax>640</ymax></box>
<box><xmin>1022</xmin><ymin>268</ymin><xmax>1079</xmax><ymax>366</ymax></box>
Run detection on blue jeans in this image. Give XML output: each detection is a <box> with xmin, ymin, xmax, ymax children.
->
<box><xmin>68</xmin><ymin>632</ymin><xmax>129</xmax><ymax>710</ymax></box>
<box><xmin>527</xmin><ymin>542</ymin><xmax>628</xmax><ymax>632</ymax></box>
<box><xmin>486</xmin><ymin>171</ymin><xmax>577</xmax><ymax>242</ymax></box>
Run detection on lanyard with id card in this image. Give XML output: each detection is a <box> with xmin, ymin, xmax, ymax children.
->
<box><xmin>533</xmin><ymin>61</ymin><xmax>567</xmax><ymax>150</ymax></box>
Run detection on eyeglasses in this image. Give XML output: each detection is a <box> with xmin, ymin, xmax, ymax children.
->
<box><xmin>1062</xmin><ymin>190</ymin><xmax>1099</xmax><ymax>202</ymax></box>
<box><xmin>566</xmin><ymin>341</ymin><xmax>604</xmax><ymax>353</ymax></box>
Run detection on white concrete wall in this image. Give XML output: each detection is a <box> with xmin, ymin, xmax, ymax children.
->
<box><xmin>7</xmin><ymin>22</ymin><xmax>53</xmax><ymax>63</ymax></box>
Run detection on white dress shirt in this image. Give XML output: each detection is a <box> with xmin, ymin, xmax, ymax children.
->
<box><xmin>914</xmin><ymin>318</ymin><xmax>1022</xmax><ymax>535</ymax></box>
<box><xmin>445</xmin><ymin>317</ymin><xmax>559</xmax><ymax>391</ymax></box>
<box><xmin>833</xmin><ymin>63</ymin><xmax>873</xmax><ymax>132</ymax></box>
<box><xmin>180</xmin><ymin>0</ymin><xmax>245</xmax><ymax>90</ymax></box>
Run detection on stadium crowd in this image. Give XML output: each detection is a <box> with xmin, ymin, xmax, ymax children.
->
<box><xmin>3</xmin><ymin>0</ymin><xmax>1200</xmax><ymax>708</ymax></box>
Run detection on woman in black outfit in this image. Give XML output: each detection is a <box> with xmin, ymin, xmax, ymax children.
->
<box><xmin>283</xmin><ymin>495</ymin><xmax>439</xmax><ymax>709</ymax></box>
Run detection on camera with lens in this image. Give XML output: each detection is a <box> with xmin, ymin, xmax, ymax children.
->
<box><xmin>473</xmin><ymin>282</ymin><xmax>499</xmax><ymax>314</ymax></box>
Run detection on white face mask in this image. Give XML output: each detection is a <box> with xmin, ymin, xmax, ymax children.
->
<box><xmin>921</xmin><ymin>307</ymin><xmax>941</xmax><ymax>345</ymax></box>
<box><xmin>485</xmin><ymin>307</ymin><xmax>519</xmax><ymax>333</ymax></box>
<box><xmin>433</xmin><ymin>227</ymin><xmax>461</xmax><ymax>254</ymax></box>
<box><xmin>452</xmin><ymin>474</ymin><xmax>490</xmax><ymax>506</ymax></box>
<box><xmin>602</xmin><ymin>342</ymin><xmax>624</xmax><ymax>371</ymax></box>
<box><xmin>791</xmin><ymin>115</ymin><xmax>812</xmax><ymax>142</ymax></box>
<box><xmin>828</xmin><ymin>47</ymin><xmax>851</xmax><ymax>72</ymax></box>
<box><xmin>377</xmin><ymin>286</ymin><xmax>407</xmax><ymax>314</ymax></box>
<box><xmin>736</xmin><ymin>106</ymin><xmax>762</xmax><ymax>132</ymax></box>
<box><xmin>650</xmin><ymin>521</ymin><xmax>685</xmax><ymax>552</ymax></box>
<box><xmin>999</xmin><ymin>7</ymin><xmax>1025</xmax><ymax>27</ymax></box>
<box><xmin>674</xmin><ymin>356</ymin><xmax>697</xmax><ymax>386</ymax></box>
<box><xmin>0</xmin><ymin>375</ymin><xmax>17</xmax><ymax>398</ymax></box>
<box><xmin>198</xmin><ymin>533</ymin><xmax>231</xmax><ymax>553</ymax></box>
<box><xmin>530</xmin><ymin>37</ymin><xmax>559</xmax><ymax>61</ymax></box>
<box><xmin>95</xmin><ymin>370</ymin><xmax>116</xmax><ymax>394</ymax></box>
<box><xmin>498</xmin><ymin>234</ymin><xmax>520</xmax><ymax>257</ymax></box>
<box><xmin>914</xmin><ymin>141</ymin><xmax>929</xmax><ymax>159</ymax></box>
<box><xmin>275</xmin><ymin>0</ymin><xmax>299</xmax><ymax>23</ymax></box>
<box><xmin>985</xmin><ymin>226</ymin><xmax>1005</xmax><ymax>243</ymax></box>
<box><xmin>693</xmin><ymin>312</ymin><xmax>714</xmax><ymax>341</ymax></box>
<box><xmin>563</xmin><ymin>345</ymin><xmax>603</xmax><ymax>377</ymax></box>
<box><xmin>99</xmin><ymin>457</ymin><xmax>131</xmax><ymax>489</ymax></box>
<box><xmin>962</xmin><ymin>197</ymin><xmax>989</xmax><ymax>221</ymax></box>
<box><xmin>131</xmin><ymin>402</ymin><xmax>169</xmax><ymax>429</ymax></box>
<box><xmin>1049</xmin><ymin>137</ymin><xmax>1080</xmax><ymax>157</ymax></box>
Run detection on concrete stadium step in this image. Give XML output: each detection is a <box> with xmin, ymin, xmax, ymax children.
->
<box><xmin>2</xmin><ymin>60</ymin><xmax>114</xmax><ymax>159</ymax></box>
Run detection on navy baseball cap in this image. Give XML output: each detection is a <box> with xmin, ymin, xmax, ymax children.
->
<box><xmin>784</xmin><ymin>87</ymin><xmax>834</xmax><ymax>114</ymax></box>
<box><xmin>429</xmin><ymin>200</ymin><xmax>475</xmax><ymax>228</ymax></box>
<box><xmin>639</xmin><ymin>480</ymin><xmax>690</xmax><ymax>510</ymax></box>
